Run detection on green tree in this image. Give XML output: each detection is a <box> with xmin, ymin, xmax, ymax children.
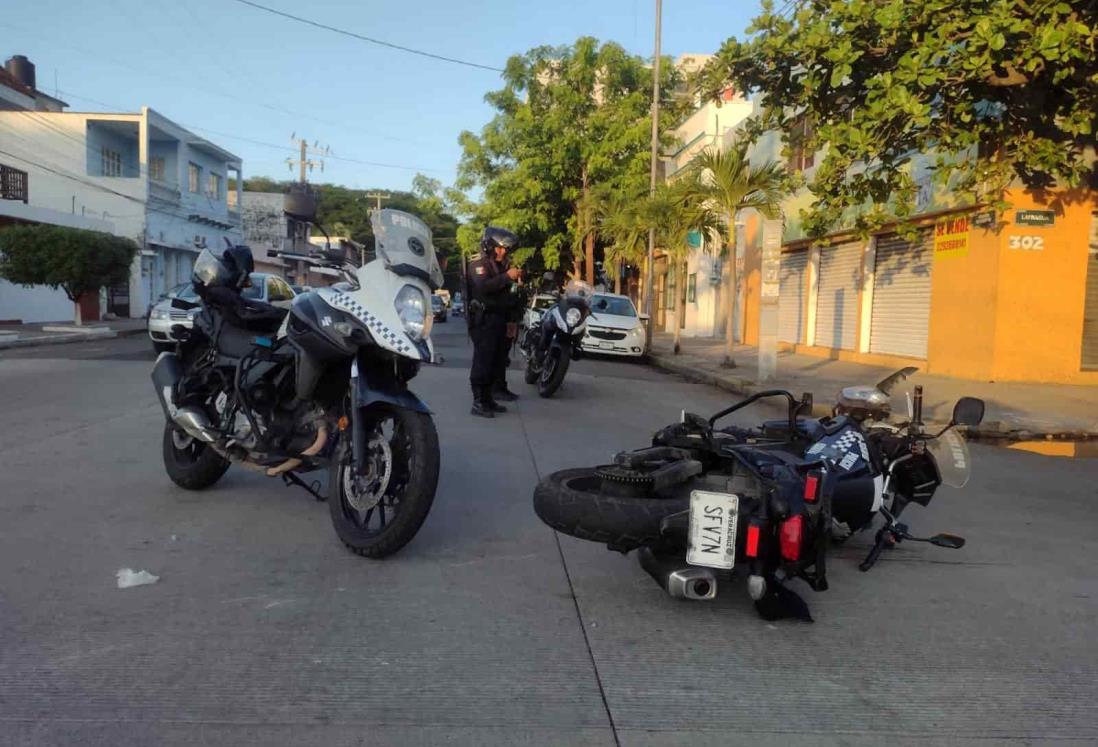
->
<box><xmin>601</xmin><ymin>194</ymin><xmax>648</xmax><ymax>295</ymax></box>
<box><xmin>641</xmin><ymin>180</ymin><xmax>721</xmax><ymax>354</ymax></box>
<box><xmin>0</xmin><ymin>224</ymin><xmax>138</xmax><ymax>324</ymax></box>
<box><xmin>686</xmin><ymin>144</ymin><xmax>785</xmax><ymax>367</ymax></box>
<box><xmin>698</xmin><ymin>0</ymin><xmax>1097</xmax><ymax>238</ymax></box>
<box><xmin>457</xmin><ymin>37</ymin><xmax>690</xmax><ymax>275</ymax></box>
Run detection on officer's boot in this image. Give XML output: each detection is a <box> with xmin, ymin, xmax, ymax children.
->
<box><xmin>471</xmin><ymin>386</ymin><xmax>495</xmax><ymax>418</ymax></box>
<box><xmin>493</xmin><ymin>382</ymin><xmax>519</xmax><ymax>401</ymax></box>
<box><xmin>483</xmin><ymin>387</ymin><xmax>507</xmax><ymax>413</ymax></box>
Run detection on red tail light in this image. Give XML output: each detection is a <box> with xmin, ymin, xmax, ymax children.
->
<box><xmin>780</xmin><ymin>515</ymin><xmax>803</xmax><ymax>561</ymax></box>
<box><xmin>745</xmin><ymin>523</ymin><xmax>761</xmax><ymax>558</ymax></box>
<box><xmin>804</xmin><ymin>471</ymin><xmax>820</xmax><ymax>503</ymax></box>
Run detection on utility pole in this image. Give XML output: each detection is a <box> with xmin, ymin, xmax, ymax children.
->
<box><xmin>366</xmin><ymin>192</ymin><xmax>388</xmax><ymax>211</ymax></box>
<box><xmin>643</xmin><ymin>0</ymin><xmax>662</xmax><ymax>353</ymax></box>
<box><xmin>286</xmin><ymin>136</ymin><xmax>328</xmax><ymax>184</ymax></box>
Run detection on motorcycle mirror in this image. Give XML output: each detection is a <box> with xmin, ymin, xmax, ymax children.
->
<box><xmin>283</xmin><ymin>187</ymin><xmax>317</xmax><ymax>222</ymax></box>
<box><xmin>952</xmin><ymin>397</ymin><xmax>985</xmax><ymax>427</ymax></box>
<box><xmin>928</xmin><ymin>533</ymin><xmax>966</xmax><ymax>549</ymax></box>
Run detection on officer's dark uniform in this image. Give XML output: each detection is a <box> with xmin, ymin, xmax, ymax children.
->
<box><xmin>467</xmin><ymin>229</ymin><xmax>518</xmax><ymax>417</ymax></box>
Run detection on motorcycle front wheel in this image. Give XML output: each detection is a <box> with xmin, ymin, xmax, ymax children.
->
<box><xmin>537</xmin><ymin>345</ymin><xmax>570</xmax><ymax>398</ymax></box>
<box><xmin>328</xmin><ymin>403</ymin><xmax>440</xmax><ymax>558</ymax></box>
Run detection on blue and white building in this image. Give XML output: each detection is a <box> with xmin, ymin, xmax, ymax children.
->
<box><xmin>0</xmin><ymin>103</ymin><xmax>242</xmax><ymax>320</ymax></box>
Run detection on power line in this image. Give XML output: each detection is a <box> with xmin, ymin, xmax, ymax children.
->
<box><xmin>230</xmin><ymin>0</ymin><xmax>504</xmax><ymax>73</ymax></box>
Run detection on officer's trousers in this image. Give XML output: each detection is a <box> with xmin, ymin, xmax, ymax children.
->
<box><xmin>469</xmin><ymin>313</ymin><xmax>509</xmax><ymax>392</ymax></box>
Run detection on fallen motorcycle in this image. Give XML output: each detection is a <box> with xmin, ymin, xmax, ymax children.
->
<box><xmin>533</xmin><ymin>369</ymin><xmax>985</xmax><ymax>621</ymax></box>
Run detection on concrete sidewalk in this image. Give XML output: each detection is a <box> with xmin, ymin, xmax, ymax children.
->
<box><xmin>0</xmin><ymin>318</ymin><xmax>148</xmax><ymax>350</ymax></box>
<box><xmin>648</xmin><ymin>333</ymin><xmax>1098</xmax><ymax>440</ymax></box>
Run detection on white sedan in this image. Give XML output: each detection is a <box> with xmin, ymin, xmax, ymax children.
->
<box><xmin>148</xmin><ymin>273</ymin><xmax>297</xmax><ymax>352</ymax></box>
<box><xmin>580</xmin><ymin>293</ymin><xmax>648</xmax><ymax>358</ymax></box>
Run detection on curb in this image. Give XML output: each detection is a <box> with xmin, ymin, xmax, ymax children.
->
<box><xmin>647</xmin><ymin>352</ymin><xmax>1098</xmax><ymax>443</ymax></box>
<box><xmin>0</xmin><ymin>326</ymin><xmax>146</xmax><ymax>351</ymax></box>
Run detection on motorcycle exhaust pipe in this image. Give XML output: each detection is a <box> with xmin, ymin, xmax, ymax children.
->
<box><xmin>638</xmin><ymin>547</ymin><xmax>717</xmax><ymax>601</ymax></box>
<box><xmin>151</xmin><ymin>352</ymin><xmax>218</xmax><ymax>443</ymax></box>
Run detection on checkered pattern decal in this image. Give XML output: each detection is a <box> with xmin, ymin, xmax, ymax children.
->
<box><xmin>318</xmin><ymin>288</ymin><xmax>413</xmax><ymax>356</ymax></box>
<box><xmin>807</xmin><ymin>426</ymin><xmax>870</xmax><ymax>471</ymax></box>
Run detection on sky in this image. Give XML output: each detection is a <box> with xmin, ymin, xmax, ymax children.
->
<box><xmin>2</xmin><ymin>0</ymin><xmax>760</xmax><ymax>194</ymax></box>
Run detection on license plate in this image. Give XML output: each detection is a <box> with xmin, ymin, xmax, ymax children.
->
<box><xmin>686</xmin><ymin>490</ymin><xmax>739</xmax><ymax>570</ymax></box>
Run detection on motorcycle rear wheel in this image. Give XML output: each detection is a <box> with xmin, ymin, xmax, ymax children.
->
<box><xmin>328</xmin><ymin>404</ymin><xmax>440</xmax><ymax>559</ymax></box>
<box><xmin>533</xmin><ymin>468</ymin><xmax>687</xmax><ymax>551</ymax></box>
<box><xmin>162</xmin><ymin>421</ymin><xmax>230</xmax><ymax>490</ymax></box>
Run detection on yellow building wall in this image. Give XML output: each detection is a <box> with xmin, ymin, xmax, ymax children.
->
<box><xmin>741</xmin><ymin>213</ymin><xmax>762</xmax><ymax>346</ymax></box>
<box><xmin>925</xmin><ymin>219</ymin><xmax>1002</xmax><ymax>380</ymax></box>
<box><xmin>990</xmin><ymin>190</ymin><xmax>1098</xmax><ymax>384</ymax></box>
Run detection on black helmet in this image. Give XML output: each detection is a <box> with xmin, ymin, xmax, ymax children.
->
<box><xmin>222</xmin><ymin>245</ymin><xmax>255</xmax><ymax>290</ymax></box>
<box><xmin>481</xmin><ymin>226</ymin><xmax>518</xmax><ymax>255</ymax></box>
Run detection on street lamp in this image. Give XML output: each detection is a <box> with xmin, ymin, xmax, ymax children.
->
<box><xmin>642</xmin><ymin>0</ymin><xmax>662</xmax><ymax>352</ymax></box>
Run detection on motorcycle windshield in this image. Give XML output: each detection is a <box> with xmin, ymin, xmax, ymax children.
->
<box><xmin>371</xmin><ymin>209</ymin><xmax>445</xmax><ymax>290</ymax></box>
<box><xmin>927</xmin><ymin>428</ymin><xmax>972</xmax><ymax>488</ymax></box>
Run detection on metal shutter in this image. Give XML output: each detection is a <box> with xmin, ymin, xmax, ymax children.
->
<box><xmin>814</xmin><ymin>240</ymin><xmax>862</xmax><ymax>350</ymax></box>
<box><xmin>1083</xmin><ymin>213</ymin><xmax>1098</xmax><ymax>370</ymax></box>
<box><xmin>778</xmin><ymin>249</ymin><xmax>808</xmax><ymax>343</ymax></box>
<box><xmin>870</xmin><ymin>231</ymin><xmax>934</xmax><ymax>359</ymax></box>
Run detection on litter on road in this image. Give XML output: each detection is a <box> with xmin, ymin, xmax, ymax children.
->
<box><xmin>116</xmin><ymin>568</ymin><xmax>159</xmax><ymax>589</ymax></box>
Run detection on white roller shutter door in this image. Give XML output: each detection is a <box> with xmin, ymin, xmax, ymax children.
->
<box><xmin>814</xmin><ymin>240</ymin><xmax>862</xmax><ymax>350</ymax></box>
<box><xmin>778</xmin><ymin>249</ymin><xmax>808</xmax><ymax>343</ymax></box>
<box><xmin>870</xmin><ymin>231</ymin><xmax>934</xmax><ymax>359</ymax></box>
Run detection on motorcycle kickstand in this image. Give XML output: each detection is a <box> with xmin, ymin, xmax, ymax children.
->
<box><xmin>282</xmin><ymin>471</ymin><xmax>326</xmax><ymax>502</ymax></box>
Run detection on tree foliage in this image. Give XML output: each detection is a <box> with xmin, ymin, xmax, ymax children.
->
<box><xmin>698</xmin><ymin>0</ymin><xmax>1097</xmax><ymax>237</ymax></box>
<box><xmin>457</xmin><ymin>37</ymin><xmax>692</xmax><ymax>271</ymax></box>
<box><xmin>0</xmin><ymin>224</ymin><xmax>137</xmax><ymax>301</ymax></box>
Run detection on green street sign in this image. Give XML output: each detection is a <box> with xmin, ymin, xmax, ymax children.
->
<box><xmin>1015</xmin><ymin>210</ymin><xmax>1055</xmax><ymax>227</ymax></box>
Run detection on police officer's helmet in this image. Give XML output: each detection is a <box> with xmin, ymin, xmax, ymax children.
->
<box><xmin>481</xmin><ymin>226</ymin><xmax>518</xmax><ymax>256</ymax></box>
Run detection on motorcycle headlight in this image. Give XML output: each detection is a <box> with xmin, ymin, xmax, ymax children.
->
<box><xmin>394</xmin><ymin>284</ymin><xmax>430</xmax><ymax>341</ymax></box>
<box><xmin>565</xmin><ymin>307</ymin><xmax>582</xmax><ymax>327</ymax></box>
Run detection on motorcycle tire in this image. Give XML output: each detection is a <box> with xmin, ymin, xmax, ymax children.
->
<box><xmin>538</xmin><ymin>346</ymin><xmax>570</xmax><ymax>398</ymax></box>
<box><xmin>162</xmin><ymin>422</ymin><xmax>230</xmax><ymax>490</ymax></box>
<box><xmin>329</xmin><ymin>404</ymin><xmax>440</xmax><ymax>559</ymax></box>
<box><xmin>533</xmin><ymin>468</ymin><xmax>687</xmax><ymax>551</ymax></box>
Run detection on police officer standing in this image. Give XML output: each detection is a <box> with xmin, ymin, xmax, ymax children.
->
<box><xmin>467</xmin><ymin>227</ymin><xmax>522</xmax><ymax>418</ymax></box>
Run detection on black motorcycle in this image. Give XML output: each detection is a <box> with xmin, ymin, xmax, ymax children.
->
<box><xmin>151</xmin><ymin>206</ymin><xmax>443</xmax><ymax>558</ymax></box>
<box><xmin>519</xmin><ymin>278</ymin><xmax>593</xmax><ymax>398</ymax></box>
<box><xmin>533</xmin><ymin>368</ymin><xmax>984</xmax><ymax>621</ymax></box>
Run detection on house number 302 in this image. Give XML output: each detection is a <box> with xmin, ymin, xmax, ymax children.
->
<box><xmin>1009</xmin><ymin>235</ymin><xmax>1045</xmax><ymax>250</ymax></box>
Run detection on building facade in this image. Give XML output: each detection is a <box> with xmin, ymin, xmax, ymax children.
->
<box><xmin>726</xmin><ymin>98</ymin><xmax>1098</xmax><ymax>385</ymax></box>
<box><xmin>0</xmin><ymin>105</ymin><xmax>242</xmax><ymax>319</ymax></box>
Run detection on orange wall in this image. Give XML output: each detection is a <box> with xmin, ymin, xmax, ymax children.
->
<box><xmin>741</xmin><ymin>213</ymin><xmax>762</xmax><ymax>346</ymax></box>
<box><xmin>991</xmin><ymin>189</ymin><xmax>1098</xmax><ymax>383</ymax></box>
<box><xmin>925</xmin><ymin>220</ymin><xmax>1001</xmax><ymax>379</ymax></box>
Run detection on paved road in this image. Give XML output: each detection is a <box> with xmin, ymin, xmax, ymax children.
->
<box><xmin>1</xmin><ymin>325</ymin><xmax>1096</xmax><ymax>746</ymax></box>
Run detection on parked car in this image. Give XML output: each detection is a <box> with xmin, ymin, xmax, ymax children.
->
<box><xmin>148</xmin><ymin>273</ymin><xmax>297</xmax><ymax>352</ymax></box>
<box><xmin>431</xmin><ymin>294</ymin><xmax>448</xmax><ymax>323</ymax></box>
<box><xmin>579</xmin><ymin>293</ymin><xmax>648</xmax><ymax>358</ymax></box>
<box><xmin>522</xmin><ymin>293</ymin><xmax>560</xmax><ymax>329</ymax></box>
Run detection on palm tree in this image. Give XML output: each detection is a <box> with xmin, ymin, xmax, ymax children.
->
<box><xmin>601</xmin><ymin>195</ymin><xmax>647</xmax><ymax>296</ymax></box>
<box><xmin>687</xmin><ymin>144</ymin><xmax>785</xmax><ymax>367</ymax></box>
<box><xmin>571</xmin><ymin>182</ymin><xmax>609</xmax><ymax>284</ymax></box>
<box><xmin>643</xmin><ymin>180</ymin><xmax>722</xmax><ymax>354</ymax></box>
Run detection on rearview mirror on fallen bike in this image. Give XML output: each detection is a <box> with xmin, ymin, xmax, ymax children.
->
<box><xmin>283</xmin><ymin>187</ymin><xmax>317</xmax><ymax>222</ymax></box>
<box><xmin>952</xmin><ymin>397</ymin><xmax>985</xmax><ymax>427</ymax></box>
<box><xmin>929</xmin><ymin>533</ymin><xmax>966</xmax><ymax>549</ymax></box>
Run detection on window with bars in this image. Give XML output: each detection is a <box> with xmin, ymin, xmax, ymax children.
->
<box><xmin>786</xmin><ymin>116</ymin><xmax>815</xmax><ymax>173</ymax></box>
<box><xmin>206</xmin><ymin>173</ymin><xmax>221</xmax><ymax>200</ymax></box>
<box><xmin>188</xmin><ymin>163</ymin><xmax>201</xmax><ymax>193</ymax></box>
<box><xmin>101</xmin><ymin>147</ymin><xmax>122</xmax><ymax>177</ymax></box>
<box><xmin>149</xmin><ymin>157</ymin><xmax>166</xmax><ymax>182</ymax></box>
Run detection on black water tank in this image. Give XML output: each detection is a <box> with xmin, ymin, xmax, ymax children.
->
<box><xmin>5</xmin><ymin>55</ymin><xmax>36</xmax><ymax>90</ymax></box>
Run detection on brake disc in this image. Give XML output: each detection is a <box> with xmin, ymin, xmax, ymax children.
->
<box><xmin>343</xmin><ymin>434</ymin><xmax>392</xmax><ymax>512</ymax></box>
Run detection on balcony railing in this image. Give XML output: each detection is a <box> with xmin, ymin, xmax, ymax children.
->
<box><xmin>1</xmin><ymin>164</ymin><xmax>28</xmax><ymax>203</ymax></box>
